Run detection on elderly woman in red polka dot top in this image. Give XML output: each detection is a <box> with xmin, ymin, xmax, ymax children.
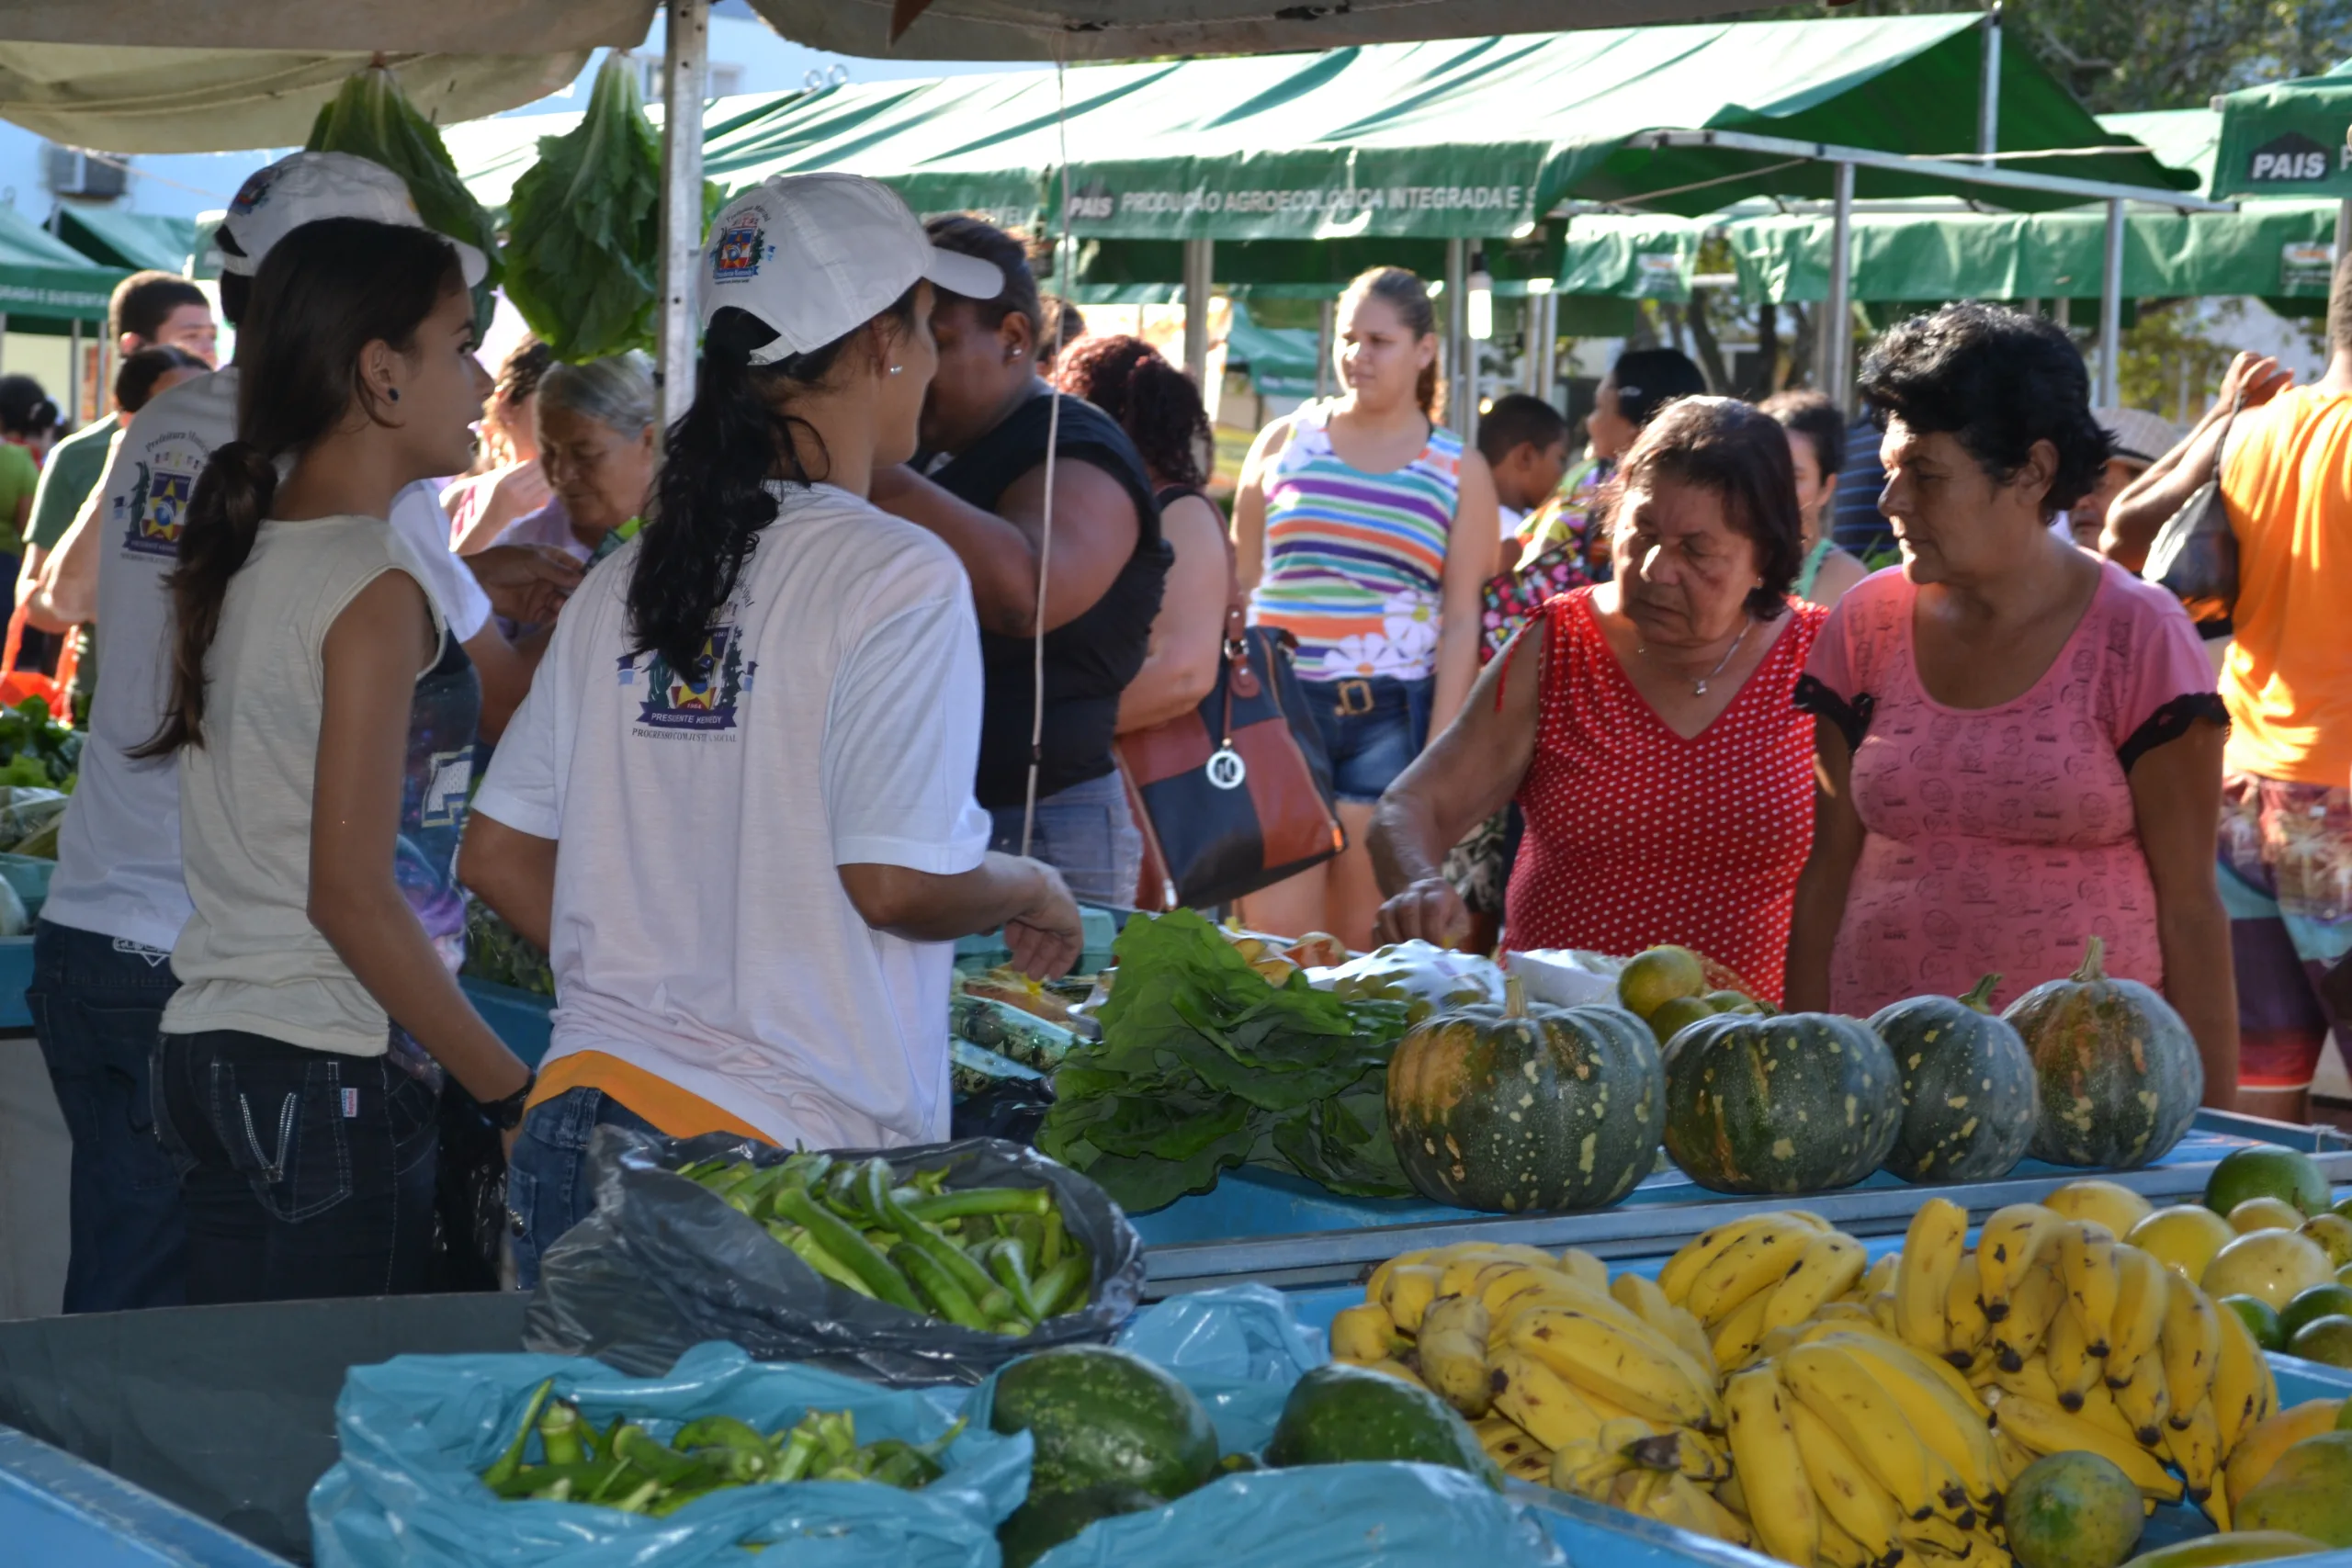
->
<box><xmin>1368</xmin><ymin>397</ymin><xmax>1824</xmax><ymax>1000</ymax></box>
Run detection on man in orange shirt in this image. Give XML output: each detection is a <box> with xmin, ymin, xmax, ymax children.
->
<box><xmin>2107</xmin><ymin>258</ymin><xmax>2352</xmax><ymax>1122</ymax></box>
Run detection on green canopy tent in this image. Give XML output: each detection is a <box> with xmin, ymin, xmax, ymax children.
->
<box><xmin>0</xmin><ymin>206</ymin><xmax>128</xmax><ymax>332</ymax></box>
<box><xmin>2212</xmin><ymin>61</ymin><xmax>2352</xmax><ymax>202</ymax></box>
<box><xmin>50</xmin><ymin>208</ymin><xmax>198</xmax><ymax>276</ymax></box>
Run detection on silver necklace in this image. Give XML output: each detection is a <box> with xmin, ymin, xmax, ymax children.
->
<box><xmin>1639</xmin><ymin>615</ymin><xmax>1754</xmax><ymax>695</ymax></box>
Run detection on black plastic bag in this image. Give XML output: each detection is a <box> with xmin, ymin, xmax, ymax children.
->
<box><xmin>426</xmin><ymin>1078</ymin><xmax>507</xmax><ymax>1292</ymax></box>
<box><xmin>523</xmin><ymin>1128</ymin><xmax>1145</xmax><ymax>1385</ymax></box>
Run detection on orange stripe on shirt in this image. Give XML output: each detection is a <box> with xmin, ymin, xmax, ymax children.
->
<box><xmin>528</xmin><ymin>1051</ymin><xmax>775</xmax><ymax>1145</ymax></box>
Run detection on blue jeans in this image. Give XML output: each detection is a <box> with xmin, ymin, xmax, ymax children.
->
<box><xmin>507</xmin><ymin>1085</ymin><xmax>664</xmax><ymax>1290</ymax></box>
<box><xmin>987</xmin><ymin>770</ymin><xmax>1144</xmax><ymax>908</ymax></box>
<box><xmin>27</xmin><ymin>919</ymin><xmax>187</xmax><ymax>1313</ymax></box>
<box><xmin>1301</xmin><ymin>674</ymin><xmax>1433</xmax><ymax>804</ymax></box>
<box><xmin>152</xmin><ymin>1028</ymin><xmax>441</xmax><ymax>1303</ymax></box>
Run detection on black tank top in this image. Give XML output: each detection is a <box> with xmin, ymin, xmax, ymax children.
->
<box><xmin>929</xmin><ymin>391</ymin><xmax>1169</xmax><ymax>809</ymax></box>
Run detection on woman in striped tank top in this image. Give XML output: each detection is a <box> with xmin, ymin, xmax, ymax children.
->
<box><xmin>1233</xmin><ymin>266</ymin><xmax>1498</xmax><ymax>947</ymax></box>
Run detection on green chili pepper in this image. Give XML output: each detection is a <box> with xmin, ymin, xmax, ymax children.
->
<box><xmin>611</xmin><ymin>1424</ymin><xmax>702</xmax><ymax>1485</ymax></box>
<box><xmin>488</xmin><ymin>1461</ymin><xmax>602</xmax><ymax>1500</ymax></box>
<box><xmin>648</xmin><ymin>1481</ymin><xmax>733</xmax><ymax>1517</ymax></box>
<box><xmin>891</xmin><ymin>1242</ymin><xmax>992</xmax><ymax>1332</ymax></box>
<box><xmin>902</xmin><ymin>1187</ymin><xmax>1055</xmax><ymax>1223</ymax></box>
<box><xmin>1030</xmin><ymin>1255</ymin><xmax>1090</xmax><ymax>1319</ymax></box>
<box><xmin>611</xmin><ymin>1477</ymin><xmax>665</xmax><ymax>1514</ymax></box>
<box><xmin>769</xmin><ymin>1424</ymin><xmax>821</xmax><ymax>1483</ymax></box>
<box><xmin>868</xmin><ymin>1168</ymin><xmax>1005</xmax><ymax>1311</ymax></box>
<box><xmin>982</xmin><ymin>1237</ymin><xmax>1042</xmax><ymax>1319</ymax></box>
<box><xmin>538</xmin><ymin>1400</ymin><xmax>587</xmax><ymax>1467</ymax></box>
<box><xmin>1039</xmin><ymin>1207</ymin><xmax>1066</xmax><ymax>1271</ymax></box>
<box><xmin>768</xmin><ymin>1223</ymin><xmax>879</xmax><ymax>1298</ymax></box>
<box><xmin>770</xmin><ymin>1183</ymin><xmax>922</xmax><ymax>1311</ymax></box>
<box><xmin>867</xmin><ymin>1442</ymin><xmax>945</xmax><ymax>1490</ymax></box>
<box><xmin>674</xmin><ymin>1415</ymin><xmax>769</xmax><ymax>1457</ymax></box>
<box><xmin>481</xmin><ymin>1379</ymin><xmax>555</xmax><ymax>1492</ymax></box>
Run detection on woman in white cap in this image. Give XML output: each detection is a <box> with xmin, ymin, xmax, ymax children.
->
<box><xmin>460</xmin><ymin>173</ymin><xmax>1083</xmax><ymax>1287</ymax></box>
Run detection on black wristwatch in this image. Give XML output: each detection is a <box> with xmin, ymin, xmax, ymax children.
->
<box><xmin>481</xmin><ymin>1070</ymin><xmax>537</xmax><ymax>1132</ymax></box>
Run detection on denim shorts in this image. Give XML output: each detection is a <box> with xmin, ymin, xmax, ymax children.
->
<box><xmin>987</xmin><ymin>770</ymin><xmax>1145</xmax><ymax>909</ymax></box>
<box><xmin>1301</xmin><ymin>674</ymin><xmax>1433</xmax><ymax>805</ymax></box>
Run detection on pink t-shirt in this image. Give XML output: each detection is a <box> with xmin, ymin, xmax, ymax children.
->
<box><xmin>1796</xmin><ymin>560</ymin><xmax>2223</xmax><ymax>1014</ymax></box>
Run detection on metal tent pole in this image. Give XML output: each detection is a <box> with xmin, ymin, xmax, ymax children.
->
<box><xmin>1977</xmin><ymin>4</ymin><xmax>2002</xmax><ymax>163</ymax></box>
<box><xmin>1315</xmin><ymin>297</ymin><xmax>1335</xmax><ymax>400</ymax></box>
<box><xmin>2098</xmin><ymin>197</ymin><xmax>2126</xmax><ymax>408</ymax></box>
<box><xmin>1182</xmin><ymin>238</ymin><xmax>1215</xmax><ymax>389</ymax></box>
<box><xmin>1825</xmin><ymin>163</ymin><xmax>1854</xmax><ymax>412</ymax></box>
<box><xmin>1534</xmin><ymin>290</ymin><xmax>1557</xmax><ymax>403</ymax></box>
<box><xmin>1444</xmin><ymin>237</ymin><xmax>1469</xmax><ymax>435</ymax></box>
<box><xmin>656</xmin><ymin>0</ymin><xmax>710</xmax><ymax>437</ymax></box>
<box><xmin>65</xmin><ymin>319</ymin><xmax>79</xmax><ymax>426</ymax></box>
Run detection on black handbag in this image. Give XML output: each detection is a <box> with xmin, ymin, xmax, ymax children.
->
<box><xmin>1114</xmin><ymin>488</ymin><xmax>1343</xmax><ymax>909</ymax></box>
<box><xmin>2144</xmin><ymin>400</ymin><xmax>2240</xmax><ymax>636</ymax></box>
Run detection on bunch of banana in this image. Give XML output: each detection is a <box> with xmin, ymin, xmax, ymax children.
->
<box><xmin>1333</xmin><ymin>1239</ymin><xmax>1744</xmax><ymax>1544</ymax></box>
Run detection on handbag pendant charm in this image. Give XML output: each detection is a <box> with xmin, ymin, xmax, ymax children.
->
<box><xmin>1204</xmin><ymin>744</ymin><xmax>1248</xmax><ymax>790</ymax></box>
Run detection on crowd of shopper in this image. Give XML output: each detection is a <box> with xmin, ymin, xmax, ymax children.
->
<box><xmin>21</xmin><ymin>130</ymin><xmax>2347</xmax><ymax>1315</ymax></box>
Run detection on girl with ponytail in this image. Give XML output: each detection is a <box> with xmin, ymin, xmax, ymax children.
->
<box><xmin>459</xmin><ymin>175</ymin><xmax>1081</xmax><ymax>1288</ymax></box>
<box><xmin>141</xmin><ymin>216</ymin><xmax>534</xmax><ymax>1303</ymax></box>
<box><xmin>1230</xmin><ymin>265</ymin><xmax>1499</xmax><ymax>950</ymax></box>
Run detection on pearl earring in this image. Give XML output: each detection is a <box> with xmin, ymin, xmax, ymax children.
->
<box><xmin>888</xmin><ymin>364</ymin><xmax>903</xmax><ymax>376</ymax></box>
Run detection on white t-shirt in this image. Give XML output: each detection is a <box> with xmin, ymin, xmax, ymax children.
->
<box><xmin>161</xmin><ymin>518</ymin><xmax>450</xmax><ymax>1055</ymax></box>
<box><xmin>473</xmin><ymin>482</ymin><xmax>991</xmax><ymax>1149</ymax></box>
<box><xmin>43</xmin><ymin>367</ymin><xmax>492</xmax><ymax>952</ymax></box>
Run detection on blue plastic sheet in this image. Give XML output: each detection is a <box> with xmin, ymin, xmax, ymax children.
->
<box><xmin>308</xmin><ymin>1341</ymin><xmax>1032</xmax><ymax>1568</ymax></box>
<box><xmin>965</xmin><ymin>1286</ymin><xmax>1565</xmax><ymax>1568</ymax></box>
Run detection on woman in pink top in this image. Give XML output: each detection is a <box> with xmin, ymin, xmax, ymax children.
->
<box><xmin>1784</xmin><ymin>304</ymin><xmax>2237</xmax><ymax>1103</ymax></box>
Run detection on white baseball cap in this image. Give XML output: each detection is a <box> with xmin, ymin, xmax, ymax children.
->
<box><xmin>703</xmin><ymin>173</ymin><xmax>1003</xmax><ymax>366</ymax></box>
<box><xmin>219</xmin><ymin>151</ymin><xmax>488</xmax><ymax>287</ymax></box>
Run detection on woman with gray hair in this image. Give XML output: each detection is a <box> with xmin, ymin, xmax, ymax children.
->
<box><xmin>502</xmin><ymin>351</ymin><xmax>657</xmax><ymax>563</ymax></box>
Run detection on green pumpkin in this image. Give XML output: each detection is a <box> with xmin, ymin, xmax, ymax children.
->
<box><xmin>1872</xmin><ymin>975</ymin><xmax>2041</xmax><ymax>1183</ymax></box>
<box><xmin>1661</xmin><ymin>1011</ymin><xmax>1903</xmax><ymax>1194</ymax></box>
<box><xmin>1385</xmin><ymin>977</ymin><xmax>1662</xmax><ymax>1213</ymax></box>
<box><xmin>2004</xmin><ymin>936</ymin><xmax>2202</xmax><ymax>1169</ymax></box>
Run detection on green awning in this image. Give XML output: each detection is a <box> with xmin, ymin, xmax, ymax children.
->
<box><xmin>684</xmin><ymin>17</ymin><xmax>2193</xmax><ymax>244</ymax></box>
<box><xmin>1223</xmin><ymin>301</ymin><xmax>1321</xmax><ymax>396</ymax></box>
<box><xmin>2213</xmin><ymin>62</ymin><xmax>2352</xmax><ymax>199</ymax></box>
<box><xmin>51</xmin><ymin>207</ymin><xmax>198</xmax><ymax>275</ymax></box>
<box><xmin>0</xmin><ymin>206</ymin><xmax>128</xmax><ymax>325</ymax></box>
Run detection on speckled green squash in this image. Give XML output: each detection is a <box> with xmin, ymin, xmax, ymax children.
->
<box><xmin>2004</xmin><ymin>936</ymin><xmax>2202</xmax><ymax>1169</ymax></box>
<box><xmin>1660</xmin><ymin>1010</ymin><xmax>1904</xmax><ymax>1194</ymax></box>
<box><xmin>1385</xmin><ymin>978</ymin><xmax>1663</xmax><ymax>1213</ymax></box>
<box><xmin>1872</xmin><ymin>975</ymin><xmax>2041</xmax><ymax>1183</ymax></box>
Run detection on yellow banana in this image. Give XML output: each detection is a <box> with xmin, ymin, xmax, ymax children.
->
<box><xmin>2075</xmin><ymin>1380</ymin><xmax>2142</xmax><ymax>1449</ymax></box>
<box><xmin>1488</xmin><ymin>1349</ymin><xmax>1610</xmax><ymax>1450</ymax></box>
<box><xmin>1976</xmin><ymin>1202</ymin><xmax>2064</xmax><ymax>1322</ymax></box>
<box><xmin>1898</xmin><ymin>1512</ymin><xmax>1975</xmax><ymax>1555</ymax></box>
<box><xmin>1441</xmin><ymin>1245</ymin><xmax>1558</xmax><ymax>1298</ymax></box>
<box><xmin>1815</xmin><ymin>1517</ymin><xmax>1876</xmax><ymax>1568</ymax></box>
<box><xmin>1788</xmin><ymin>1394</ymin><xmax>1905</xmax><ymax>1564</ymax></box>
<box><xmin>1645</xmin><ymin>1472</ymin><xmax>1753</xmax><ymax>1548</ymax></box>
<box><xmin>1990</xmin><ymin>1426</ymin><xmax>2037</xmax><ymax>1487</ymax></box>
<box><xmin>2044</xmin><ymin>1296</ymin><xmax>2098</xmax><ymax>1412</ymax></box>
<box><xmin>1894</xmin><ymin>1197</ymin><xmax>1970</xmax><ymax>1355</ymax></box>
<box><xmin>2163</xmin><ymin>1395</ymin><xmax>2223</xmax><ymax>1518</ymax></box>
<box><xmin>1724</xmin><ymin>1367</ymin><xmax>1819</xmax><ymax>1568</ymax></box>
<box><xmin>2159</xmin><ymin>1273</ymin><xmax>2221</xmax><ymax>1430</ymax></box>
<box><xmin>1781</xmin><ymin>1340</ymin><xmax>1950</xmax><ymax>1521</ymax></box>
<box><xmin>1711</xmin><ymin>1281</ymin><xmax>1777</xmax><ymax>1373</ymax></box>
<box><xmin>1869</xmin><ymin>1290</ymin><xmax>1899</xmax><ymax>1337</ymax></box>
<box><xmin>1688</xmin><ymin>1218</ymin><xmax>1818</xmax><ymax>1327</ymax></box>
<box><xmin>1943</xmin><ymin>1252</ymin><xmax>1990</xmax><ymax>1364</ymax></box>
<box><xmin>1661</xmin><ymin>1212</ymin><xmax>1815</xmax><ymax>1304</ymax></box>
<box><xmin>1419</xmin><ymin>1293</ymin><xmax>1493</xmax><ymax>1416</ymax></box>
<box><xmin>1815</xmin><ymin>1300</ymin><xmax>1878</xmax><ymax>1326</ymax></box>
<box><xmin>1475</xmin><ymin>1414</ymin><xmax>1547</xmax><ymax>1469</ymax></box>
<box><xmin>1818</xmin><ymin>1330</ymin><xmax>2001</xmax><ymax>1508</ymax></box>
<box><xmin>1550</xmin><ymin>1436</ymin><xmax>1632</xmax><ymax>1501</ymax></box>
<box><xmin>1329</xmin><ymin>1301</ymin><xmax>1398</xmax><ymax>1364</ymax></box>
<box><xmin>1382</xmin><ymin>1263</ymin><xmax>1446</xmax><ymax>1332</ymax></box>
<box><xmin>2109</xmin><ymin>1355</ymin><xmax>2172</xmax><ymax>1449</ymax></box>
<box><xmin>2102</xmin><ymin>1244</ymin><xmax>2168</xmax><ymax>1389</ymax></box>
<box><xmin>1990</xmin><ymin>1257</ymin><xmax>2065</xmax><ymax>1372</ymax></box>
<box><xmin>2058</xmin><ymin>1220</ymin><xmax>2121</xmax><ymax>1358</ymax></box>
<box><xmin>1558</xmin><ymin>1247</ymin><xmax>1610</xmax><ymax>1292</ymax></box>
<box><xmin>2225</xmin><ymin>1398</ymin><xmax>2344</xmax><ymax>1510</ymax></box>
<box><xmin>1989</xmin><ymin>1391</ymin><xmax>2185</xmax><ymax>1501</ymax></box>
<box><xmin>1363</xmin><ymin>1247</ymin><xmax>1434</xmax><ymax>1307</ymax></box>
<box><xmin>1858</xmin><ymin>1252</ymin><xmax>1900</xmax><ymax>1301</ymax></box>
<box><xmin>1355</xmin><ymin>1358</ymin><xmax>1429</xmax><ymax>1390</ymax></box>
<box><xmin>1804</xmin><ymin>1317</ymin><xmax>1992</xmax><ymax>1421</ymax></box>
<box><xmin>1611</xmin><ymin>1271</ymin><xmax>1720</xmax><ymax>1383</ymax></box>
<box><xmin>1509</xmin><ymin>1304</ymin><xmax>1724</xmax><ymax>1431</ymax></box>
<box><xmin>1995</xmin><ymin>1355</ymin><xmax>2064</xmax><ymax>1406</ymax></box>
<box><xmin>1483</xmin><ymin>1265</ymin><xmax>1675</xmax><ymax>1348</ymax></box>
<box><xmin>1766</xmin><ymin>1231</ymin><xmax>1870</xmax><ymax>1332</ymax></box>
<box><xmin>2211</xmin><ymin>1296</ymin><xmax>2277</xmax><ymax>1453</ymax></box>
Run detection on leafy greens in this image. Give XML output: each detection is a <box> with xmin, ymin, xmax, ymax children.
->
<box><xmin>502</xmin><ymin>55</ymin><xmax>664</xmax><ymax>362</ymax></box>
<box><xmin>1037</xmin><ymin>910</ymin><xmax>1413</xmax><ymax>1213</ymax></box>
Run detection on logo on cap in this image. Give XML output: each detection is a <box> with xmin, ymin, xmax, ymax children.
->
<box><xmin>229</xmin><ymin>166</ymin><xmax>278</xmax><ymax>216</ymax></box>
<box><xmin>2246</xmin><ymin>130</ymin><xmax>2334</xmax><ymax>184</ymax></box>
<box><xmin>712</xmin><ymin>220</ymin><xmax>770</xmax><ymax>285</ymax></box>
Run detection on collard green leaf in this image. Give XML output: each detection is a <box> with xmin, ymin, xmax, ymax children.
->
<box><xmin>501</xmin><ymin>55</ymin><xmax>662</xmax><ymax>362</ymax></box>
<box><xmin>306</xmin><ymin>66</ymin><xmax>502</xmax><ymax>326</ymax></box>
<box><xmin>1036</xmin><ymin>910</ymin><xmax>1412</xmax><ymax>1212</ymax></box>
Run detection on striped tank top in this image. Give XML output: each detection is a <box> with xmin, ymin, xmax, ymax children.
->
<box><xmin>1250</xmin><ymin>400</ymin><xmax>1464</xmax><ymax>682</ymax></box>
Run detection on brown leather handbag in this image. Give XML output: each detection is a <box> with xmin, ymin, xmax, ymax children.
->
<box><xmin>1114</xmin><ymin>489</ymin><xmax>1343</xmax><ymax>910</ymax></box>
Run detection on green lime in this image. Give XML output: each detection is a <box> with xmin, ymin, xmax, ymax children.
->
<box><xmin>2292</xmin><ymin>1315</ymin><xmax>2352</xmax><ymax>1369</ymax></box>
<box><xmin>1703</xmin><ymin>989</ymin><xmax>1757</xmax><ymax>1013</ymax></box>
<box><xmin>2222</xmin><ymin>1293</ymin><xmax>2289</xmax><ymax>1353</ymax></box>
<box><xmin>1618</xmin><ymin>946</ymin><xmax>1706</xmax><ymax>1021</ymax></box>
<box><xmin>2207</xmin><ymin>1146</ymin><xmax>2331</xmax><ymax>1219</ymax></box>
<box><xmin>2280</xmin><ymin>1283</ymin><xmax>2352</xmax><ymax>1342</ymax></box>
<box><xmin>1646</xmin><ymin>995</ymin><xmax>1719</xmax><ymax>1047</ymax></box>
<box><xmin>2004</xmin><ymin>1451</ymin><xmax>2143</xmax><ymax>1568</ymax></box>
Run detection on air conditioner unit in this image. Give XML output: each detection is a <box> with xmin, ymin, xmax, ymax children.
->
<box><xmin>43</xmin><ymin>145</ymin><xmax>127</xmax><ymax>201</ymax></box>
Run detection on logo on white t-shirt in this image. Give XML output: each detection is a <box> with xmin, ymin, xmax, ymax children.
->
<box><xmin>620</xmin><ymin>624</ymin><xmax>754</xmax><ymax>737</ymax></box>
<box><xmin>122</xmin><ymin>458</ymin><xmax>199</xmax><ymax>558</ymax></box>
